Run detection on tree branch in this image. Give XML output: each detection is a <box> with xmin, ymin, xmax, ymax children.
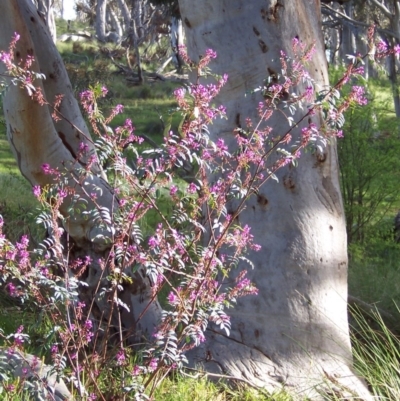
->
<box><xmin>322</xmin><ymin>3</ymin><xmax>400</xmax><ymax>40</ymax></box>
<box><xmin>366</xmin><ymin>0</ymin><xmax>392</xmax><ymax>18</ymax></box>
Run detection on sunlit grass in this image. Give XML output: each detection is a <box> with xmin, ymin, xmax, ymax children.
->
<box><xmin>351</xmin><ymin>306</ymin><xmax>400</xmax><ymax>400</ymax></box>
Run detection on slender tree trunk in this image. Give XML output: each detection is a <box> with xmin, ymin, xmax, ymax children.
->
<box><xmin>339</xmin><ymin>1</ymin><xmax>356</xmax><ymax>62</ymax></box>
<box><xmin>389</xmin><ymin>1</ymin><xmax>400</xmax><ymax>117</ymax></box>
<box><xmin>108</xmin><ymin>6</ymin><xmax>123</xmax><ymax>40</ymax></box>
<box><xmin>130</xmin><ymin>0</ymin><xmax>144</xmax><ymax>83</ymax></box>
<box><xmin>116</xmin><ymin>0</ymin><xmax>132</xmax><ymax>33</ymax></box>
<box><xmin>96</xmin><ymin>0</ymin><xmax>108</xmax><ymax>42</ymax></box>
<box><xmin>178</xmin><ymin>0</ymin><xmax>372</xmax><ymax>398</ymax></box>
<box><xmin>36</xmin><ymin>0</ymin><xmax>57</xmax><ymax>43</ymax></box>
<box><xmin>171</xmin><ymin>17</ymin><xmax>185</xmax><ymax>73</ymax></box>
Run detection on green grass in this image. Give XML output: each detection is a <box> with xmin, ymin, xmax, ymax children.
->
<box><xmin>351</xmin><ymin>306</ymin><xmax>400</xmax><ymax>400</ymax></box>
<box><xmin>348</xmin><ymin>246</ymin><xmax>400</xmax><ymax>316</ymax></box>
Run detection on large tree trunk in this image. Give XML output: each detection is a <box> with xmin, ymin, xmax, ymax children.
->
<box><xmin>0</xmin><ymin>0</ymin><xmax>161</xmax><ymax>343</ymax></box>
<box><xmin>178</xmin><ymin>0</ymin><xmax>371</xmax><ymax>398</ymax></box>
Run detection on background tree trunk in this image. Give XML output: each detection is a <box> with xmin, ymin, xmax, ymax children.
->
<box><xmin>35</xmin><ymin>0</ymin><xmax>57</xmax><ymax>43</ymax></box>
<box><xmin>171</xmin><ymin>16</ymin><xmax>185</xmax><ymax>73</ymax></box>
<box><xmin>116</xmin><ymin>0</ymin><xmax>132</xmax><ymax>32</ymax></box>
<box><xmin>339</xmin><ymin>1</ymin><xmax>357</xmax><ymax>61</ymax></box>
<box><xmin>388</xmin><ymin>1</ymin><xmax>400</xmax><ymax>117</ymax></box>
<box><xmin>178</xmin><ymin>0</ymin><xmax>371</xmax><ymax>398</ymax></box>
<box><xmin>96</xmin><ymin>0</ymin><xmax>108</xmax><ymax>42</ymax></box>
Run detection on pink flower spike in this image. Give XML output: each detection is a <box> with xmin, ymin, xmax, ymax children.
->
<box><xmin>41</xmin><ymin>163</ymin><xmax>51</xmax><ymax>174</ymax></box>
<box><xmin>167</xmin><ymin>291</ymin><xmax>178</xmax><ymax>305</ymax></box>
<box><xmin>205</xmin><ymin>49</ymin><xmax>217</xmax><ymax>59</ymax></box>
<box><xmin>33</xmin><ymin>185</ymin><xmax>41</xmax><ymax>198</ymax></box>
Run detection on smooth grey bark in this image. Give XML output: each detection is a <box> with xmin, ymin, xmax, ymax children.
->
<box><xmin>171</xmin><ymin>17</ymin><xmax>185</xmax><ymax>73</ymax></box>
<box><xmin>116</xmin><ymin>0</ymin><xmax>132</xmax><ymax>32</ymax></box>
<box><xmin>129</xmin><ymin>0</ymin><xmax>144</xmax><ymax>82</ymax></box>
<box><xmin>339</xmin><ymin>1</ymin><xmax>357</xmax><ymax>62</ymax></box>
<box><xmin>0</xmin><ymin>0</ymin><xmax>161</xmax><ymax>342</ymax></box>
<box><xmin>96</xmin><ymin>0</ymin><xmax>108</xmax><ymax>42</ymax></box>
<box><xmin>35</xmin><ymin>0</ymin><xmax>57</xmax><ymax>43</ymax></box>
<box><xmin>178</xmin><ymin>0</ymin><xmax>372</xmax><ymax>398</ymax></box>
<box><xmin>107</xmin><ymin>6</ymin><xmax>123</xmax><ymax>42</ymax></box>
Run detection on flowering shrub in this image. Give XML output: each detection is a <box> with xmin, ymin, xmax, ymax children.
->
<box><xmin>0</xmin><ymin>30</ymin><xmax>390</xmax><ymax>399</ymax></box>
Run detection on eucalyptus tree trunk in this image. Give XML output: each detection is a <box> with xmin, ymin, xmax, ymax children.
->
<box><xmin>96</xmin><ymin>0</ymin><xmax>108</xmax><ymax>42</ymax></box>
<box><xmin>388</xmin><ymin>1</ymin><xmax>400</xmax><ymax>117</ymax></box>
<box><xmin>339</xmin><ymin>1</ymin><xmax>357</xmax><ymax>62</ymax></box>
<box><xmin>35</xmin><ymin>0</ymin><xmax>57</xmax><ymax>43</ymax></box>
<box><xmin>130</xmin><ymin>0</ymin><xmax>144</xmax><ymax>83</ymax></box>
<box><xmin>171</xmin><ymin>17</ymin><xmax>185</xmax><ymax>73</ymax></box>
<box><xmin>178</xmin><ymin>0</ymin><xmax>371</xmax><ymax>398</ymax></box>
<box><xmin>0</xmin><ymin>0</ymin><xmax>161</xmax><ymax>342</ymax></box>
<box><xmin>116</xmin><ymin>0</ymin><xmax>132</xmax><ymax>33</ymax></box>
<box><xmin>108</xmin><ymin>5</ymin><xmax>123</xmax><ymax>40</ymax></box>
<box><xmin>367</xmin><ymin>0</ymin><xmax>400</xmax><ymax>116</ymax></box>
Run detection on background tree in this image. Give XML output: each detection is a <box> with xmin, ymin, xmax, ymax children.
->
<box><xmin>177</xmin><ymin>0</ymin><xmax>371</xmax><ymax>397</ymax></box>
<box><xmin>95</xmin><ymin>0</ymin><xmax>107</xmax><ymax>41</ymax></box>
<box><xmin>321</xmin><ymin>0</ymin><xmax>400</xmax><ymax>116</ymax></box>
<box><xmin>338</xmin><ymin>102</ymin><xmax>400</xmax><ymax>243</ymax></box>
<box><xmin>34</xmin><ymin>0</ymin><xmax>57</xmax><ymax>43</ymax></box>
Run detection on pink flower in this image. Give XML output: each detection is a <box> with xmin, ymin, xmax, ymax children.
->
<box><xmin>114</xmin><ymin>104</ymin><xmax>124</xmax><ymax>114</ymax></box>
<box><xmin>187</xmin><ymin>182</ymin><xmax>198</xmax><ymax>194</ymax></box>
<box><xmin>6</xmin><ymin>283</ymin><xmax>16</xmax><ymax>296</ymax></box>
<box><xmin>350</xmin><ymin>85</ymin><xmax>368</xmax><ymax>105</ymax></box>
<box><xmin>41</xmin><ymin>163</ymin><xmax>51</xmax><ymax>174</ymax></box>
<box><xmin>216</xmin><ymin>138</ymin><xmax>228</xmax><ymax>153</ymax></box>
<box><xmin>205</xmin><ymin>49</ymin><xmax>217</xmax><ymax>59</ymax></box>
<box><xmin>170</xmin><ymin>185</ymin><xmax>178</xmax><ymax>196</ymax></box>
<box><xmin>148</xmin><ymin>236</ymin><xmax>159</xmax><ymax>248</ymax></box>
<box><xmin>174</xmin><ymin>88</ymin><xmax>185</xmax><ymax>99</ymax></box>
<box><xmin>149</xmin><ymin>358</ymin><xmax>158</xmax><ymax>372</ymax></box>
<box><xmin>167</xmin><ymin>291</ymin><xmax>178</xmax><ymax>305</ymax></box>
<box><xmin>304</xmin><ymin>86</ymin><xmax>314</xmax><ymax>102</ymax></box>
<box><xmin>33</xmin><ymin>185</ymin><xmax>41</xmax><ymax>198</ymax></box>
<box><xmin>116</xmin><ymin>349</ymin><xmax>126</xmax><ymax>366</ymax></box>
<box><xmin>377</xmin><ymin>40</ymin><xmax>388</xmax><ymax>53</ymax></box>
<box><xmin>79</xmin><ymin>142</ymin><xmax>89</xmax><ymax>152</ymax></box>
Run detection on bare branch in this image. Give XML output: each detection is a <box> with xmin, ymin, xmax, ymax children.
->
<box><xmin>366</xmin><ymin>0</ymin><xmax>392</xmax><ymax>18</ymax></box>
<box><xmin>322</xmin><ymin>3</ymin><xmax>400</xmax><ymax>40</ymax></box>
